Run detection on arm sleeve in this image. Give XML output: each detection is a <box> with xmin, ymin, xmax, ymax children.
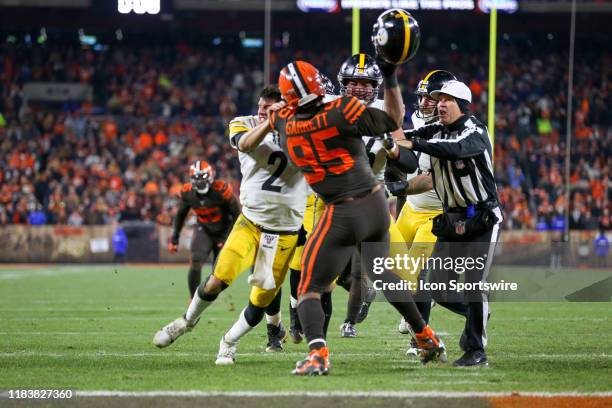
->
<box><xmin>171</xmin><ymin>198</ymin><xmax>190</xmax><ymax>243</ymax></box>
<box><xmin>355</xmin><ymin>107</ymin><xmax>398</xmax><ymax>136</ymax></box>
<box><xmin>228</xmin><ymin>117</ymin><xmax>251</xmax><ymax>149</ymax></box>
<box><xmin>388</xmin><ymin>145</ymin><xmax>418</xmax><ymax>173</ymax></box>
<box><xmin>411</xmin><ymin>125</ymin><xmax>489</xmax><ymax>160</ymax></box>
<box><xmin>403</xmin><ymin>123</ymin><xmax>443</xmax><ymax>140</ymax></box>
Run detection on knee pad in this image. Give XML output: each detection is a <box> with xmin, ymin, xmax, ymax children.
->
<box><xmin>197</xmin><ymin>274</ymin><xmax>228</xmax><ymax>301</ymax></box>
<box><xmin>244</xmin><ymin>302</ymin><xmax>265</xmax><ymax>327</ymax></box>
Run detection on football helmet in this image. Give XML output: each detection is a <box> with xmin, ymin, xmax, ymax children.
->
<box><xmin>372</xmin><ymin>8</ymin><xmax>421</xmax><ymax>65</ymax></box>
<box><xmin>279</xmin><ymin>61</ymin><xmax>326</xmax><ymax>107</ymax></box>
<box><xmin>337</xmin><ymin>53</ymin><xmax>383</xmax><ymax>103</ymax></box>
<box><xmin>189</xmin><ymin>160</ymin><xmax>215</xmax><ymax>194</ymax></box>
<box><xmin>415</xmin><ymin>70</ymin><xmax>457</xmax><ymax>121</ymax></box>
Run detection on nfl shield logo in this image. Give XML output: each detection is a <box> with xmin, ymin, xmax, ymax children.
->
<box><xmin>455</xmin><ymin>160</ymin><xmax>465</xmax><ymax>169</ymax></box>
<box><xmin>264</xmin><ymin>235</ymin><xmax>275</xmax><ymax>245</ymax></box>
<box><xmin>455</xmin><ymin>220</ymin><xmax>466</xmax><ymax>235</ymax></box>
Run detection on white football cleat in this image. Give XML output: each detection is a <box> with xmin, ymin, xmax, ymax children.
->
<box><xmin>215</xmin><ymin>336</ymin><xmax>237</xmax><ymax>365</ymax></box>
<box><xmin>153</xmin><ymin>316</ymin><xmax>198</xmax><ymax>348</ymax></box>
<box><xmin>398</xmin><ymin>317</ymin><xmax>413</xmax><ymax>335</ymax></box>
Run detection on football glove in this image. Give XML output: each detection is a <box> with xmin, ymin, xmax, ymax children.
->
<box><xmin>168</xmin><ymin>239</ymin><xmax>179</xmax><ymax>253</ymax></box>
<box><xmin>375</xmin><ymin>53</ymin><xmax>397</xmax><ymax>78</ymax></box>
<box><xmin>376</xmin><ymin>132</ymin><xmax>398</xmax><ymax>155</ymax></box>
<box><xmin>386</xmin><ymin>180</ymin><xmax>409</xmax><ymax>196</ymax></box>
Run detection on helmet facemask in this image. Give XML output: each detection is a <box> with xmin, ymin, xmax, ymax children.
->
<box><xmin>415</xmin><ymin>92</ymin><xmax>439</xmax><ymax>121</ymax></box>
<box><xmin>341</xmin><ymin>79</ymin><xmax>378</xmax><ymax>103</ymax></box>
<box><xmin>191</xmin><ymin>172</ymin><xmax>212</xmax><ymax>194</ymax></box>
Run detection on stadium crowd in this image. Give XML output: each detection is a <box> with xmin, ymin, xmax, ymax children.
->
<box><xmin>0</xmin><ymin>35</ymin><xmax>609</xmax><ymax>230</ymax></box>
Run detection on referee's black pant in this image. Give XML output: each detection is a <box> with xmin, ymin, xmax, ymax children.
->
<box><xmin>419</xmin><ymin>210</ymin><xmax>501</xmax><ymax>352</ymax></box>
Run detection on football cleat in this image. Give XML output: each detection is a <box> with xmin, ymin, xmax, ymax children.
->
<box><xmin>215</xmin><ymin>336</ymin><xmax>237</xmax><ymax>365</ymax></box>
<box><xmin>355</xmin><ymin>287</ymin><xmax>377</xmax><ymax>323</ymax></box>
<box><xmin>289</xmin><ymin>306</ymin><xmax>304</xmax><ymax>344</ymax></box>
<box><xmin>291</xmin><ymin>347</ymin><xmax>330</xmax><ymax>376</ymax></box>
<box><xmin>398</xmin><ymin>317</ymin><xmax>413</xmax><ymax>335</ymax></box>
<box><xmin>405</xmin><ymin>337</ymin><xmax>420</xmax><ymax>357</ymax></box>
<box><xmin>340</xmin><ymin>322</ymin><xmax>357</xmax><ymax>338</ymax></box>
<box><xmin>153</xmin><ymin>316</ymin><xmax>199</xmax><ymax>348</ymax></box>
<box><xmin>266</xmin><ymin>322</ymin><xmax>287</xmax><ymax>352</ymax></box>
<box><xmin>415</xmin><ymin>325</ymin><xmax>446</xmax><ymax>364</ymax></box>
<box><xmin>453</xmin><ymin>349</ymin><xmax>489</xmax><ymax>368</ymax></box>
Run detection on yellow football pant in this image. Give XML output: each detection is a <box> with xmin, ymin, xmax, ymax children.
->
<box><xmin>213</xmin><ymin>214</ymin><xmax>298</xmax><ymax>307</ymax></box>
<box><xmin>393</xmin><ymin>204</ymin><xmax>441</xmax><ymax>287</ymax></box>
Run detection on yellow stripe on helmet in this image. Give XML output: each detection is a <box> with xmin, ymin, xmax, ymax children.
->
<box><xmin>358</xmin><ymin>53</ymin><xmax>366</xmax><ymax>73</ymax></box>
<box><xmin>397</xmin><ymin>10</ymin><xmax>411</xmax><ymax>64</ymax></box>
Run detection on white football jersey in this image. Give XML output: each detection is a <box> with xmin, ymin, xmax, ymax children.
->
<box><xmin>405</xmin><ymin>112</ymin><xmax>443</xmax><ymax>212</ymax></box>
<box><xmin>228</xmin><ymin>115</ymin><xmax>308</xmax><ymax>231</ymax></box>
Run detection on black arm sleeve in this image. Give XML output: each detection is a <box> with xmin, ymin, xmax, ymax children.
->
<box><xmin>171</xmin><ymin>199</ymin><xmax>190</xmax><ymax>243</ymax></box>
<box><xmin>403</xmin><ymin>123</ymin><xmax>443</xmax><ymax>140</ymax></box>
<box><xmin>412</xmin><ymin>126</ymin><xmax>489</xmax><ymax>160</ymax></box>
<box><xmin>355</xmin><ymin>107</ymin><xmax>398</xmax><ymax>136</ymax></box>
<box><xmin>388</xmin><ymin>145</ymin><xmax>418</xmax><ymax>173</ymax></box>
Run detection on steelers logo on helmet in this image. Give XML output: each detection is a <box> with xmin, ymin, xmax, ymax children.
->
<box><xmin>371</xmin><ymin>8</ymin><xmax>421</xmax><ymax>65</ymax></box>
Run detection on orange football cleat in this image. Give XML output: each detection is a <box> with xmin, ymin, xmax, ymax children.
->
<box><xmin>415</xmin><ymin>325</ymin><xmax>446</xmax><ymax>364</ymax></box>
<box><xmin>291</xmin><ymin>347</ymin><xmax>330</xmax><ymax>376</ymax></box>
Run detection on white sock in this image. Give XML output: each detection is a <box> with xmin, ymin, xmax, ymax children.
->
<box><xmin>290</xmin><ymin>296</ymin><xmax>298</xmax><ymax>308</ymax></box>
<box><xmin>266</xmin><ymin>312</ymin><xmax>281</xmax><ymax>326</ymax></box>
<box><xmin>224</xmin><ymin>309</ymin><xmax>254</xmax><ymax>344</ymax></box>
<box><xmin>185</xmin><ymin>294</ymin><xmax>211</xmax><ymax>324</ymax></box>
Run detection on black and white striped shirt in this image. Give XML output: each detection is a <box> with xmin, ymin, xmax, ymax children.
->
<box><xmin>405</xmin><ymin>114</ymin><xmax>499</xmax><ymax>210</ymax></box>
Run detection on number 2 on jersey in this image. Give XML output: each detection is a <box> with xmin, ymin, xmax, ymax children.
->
<box><xmin>261</xmin><ymin>151</ymin><xmax>288</xmax><ymax>192</ymax></box>
<box><xmin>287</xmin><ymin>126</ymin><xmax>354</xmax><ymax>184</ymax></box>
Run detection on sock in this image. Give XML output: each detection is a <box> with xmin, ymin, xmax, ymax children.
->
<box><xmin>224</xmin><ymin>308</ymin><xmax>254</xmax><ymax>344</ymax></box>
<box><xmin>185</xmin><ymin>290</ymin><xmax>211</xmax><ymax>324</ymax></box>
<box><xmin>187</xmin><ymin>262</ymin><xmax>203</xmax><ymax>297</ymax></box>
<box><xmin>298</xmin><ymin>297</ymin><xmax>326</xmax><ymax>350</ymax></box>
<box><xmin>345</xmin><ymin>278</ymin><xmax>362</xmax><ymax>324</ymax></box>
<box><xmin>266</xmin><ymin>312</ymin><xmax>281</xmax><ymax>326</ymax></box>
<box><xmin>416</xmin><ymin>301</ymin><xmax>431</xmax><ymax>324</ymax></box>
<box><xmin>321</xmin><ymin>292</ymin><xmax>333</xmax><ymax>336</ymax></box>
<box><xmin>390</xmin><ymin>300</ymin><xmax>425</xmax><ymax>333</ymax></box>
<box><xmin>289</xmin><ymin>268</ymin><xmax>301</xmax><ymax>300</ymax></box>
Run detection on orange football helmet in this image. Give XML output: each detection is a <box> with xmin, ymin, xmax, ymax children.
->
<box><xmin>189</xmin><ymin>160</ymin><xmax>215</xmax><ymax>194</ymax></box>
<box><xmin>279</xmin><ymin>61</ymin><xmax>326</xmax><ymax>107</ymax></box>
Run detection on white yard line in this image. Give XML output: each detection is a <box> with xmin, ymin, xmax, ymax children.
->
<box><xmin>33</xmin><ymin>390</ymin><xmax>612</xmax><ymax>398</ymax></box>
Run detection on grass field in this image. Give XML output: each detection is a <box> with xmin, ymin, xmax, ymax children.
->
<box><xmin>0</xmin><ymin>264</ymin><xmax>610</xmax><ymax>406</ymax></box>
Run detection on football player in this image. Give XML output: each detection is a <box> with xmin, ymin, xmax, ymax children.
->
<box><xmin>287</xmin><ymin>54</ymin><xmax>407</xmax><ymax>340</ymax></box>
<box><xmin>153</xmin><ymin>86</ymin><xmax>309</xmax><ymax>360</ymax></box>
<box><xmin>387</xmin><ymin>70</ymin><xmax>456</xmax><ymax>357</ymax></box>
<box><xmin>273</xmin><ymin>61</ymin><xmax>445</xmax><ymax>376</ymax></box>
<box><xmin>168</xmin><ymin>160</ymin><xmax>239</xmax><ymax>297</ymax></box>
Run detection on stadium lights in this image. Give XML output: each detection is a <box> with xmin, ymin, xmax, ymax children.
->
<box><xmin>118</xmin><ymin>0</ymin><xmax>160</xmax><ymax>15</ymax></box>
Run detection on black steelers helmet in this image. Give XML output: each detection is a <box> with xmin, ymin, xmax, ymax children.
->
<box><xmin>372</xmin><ymin>9</ymin><xmax>421</xmax><ymax>65</ymax></box>
<box><xmin>337</xmin><ymin>53</ymin><xmax>383</xmax><ymax>102</ymax></box>
<box><xmin>415</xmin><ymin>69</ymin><xmax>457</xmax><ymax>120</ymax></box>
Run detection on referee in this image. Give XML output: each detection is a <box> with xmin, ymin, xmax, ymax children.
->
<box><xmin>397</xmin><ymin>80</ymin><xmax>503</xmax><ymax>367</ymax></box>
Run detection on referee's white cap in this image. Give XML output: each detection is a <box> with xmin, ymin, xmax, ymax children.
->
<box><xmin>430</xmin><ymin>80</ymin><xmax>472</xmax><ymax>104</ymax></box>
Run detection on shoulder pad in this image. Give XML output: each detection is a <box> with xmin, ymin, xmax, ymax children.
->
<box><xmin>182</xmin><ymin>183</ymin><xmax>193</xmax><ymax>193</ymax></box>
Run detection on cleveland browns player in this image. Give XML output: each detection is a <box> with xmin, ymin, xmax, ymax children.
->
<box><xmin>272</xmin><ymin>61</ymin><xmax>446</xmax><ymax>376</ymax></box>
<box><xmin>168</xmin><ymin>161</ymin><xmax>240</xmax><ymax>297</ymax></box>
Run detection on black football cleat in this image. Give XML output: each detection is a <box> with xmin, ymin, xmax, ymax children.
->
<box><xmin>453</xmin><ymin>349</ymin><xmax>489</xmax><ymax>368</ymax></box>
<box><xmin>266</xmin><ymin>322</ymin><xmax>287</xmax><ymax>352</ymax></box>
<box><xmin>355</xmin><ymin>287</ymin><xmax>377</xmax><ymax>324</ymax></box>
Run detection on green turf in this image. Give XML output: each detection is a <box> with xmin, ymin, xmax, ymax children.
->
<box><xmin>0</xmin><ymin>265</ymin><xmax>610</xmax><ymax>392</ymax></box>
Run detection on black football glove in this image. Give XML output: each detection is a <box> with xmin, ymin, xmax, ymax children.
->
<box><xmin>375</xmin><ymin>53</ymin><xmax>397</xmax><ymax>78</ymax></box>
<box><xmin>386</xmin><ymin>180</ymin><xmax>409</xmax><ymax>196</ymax></box>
